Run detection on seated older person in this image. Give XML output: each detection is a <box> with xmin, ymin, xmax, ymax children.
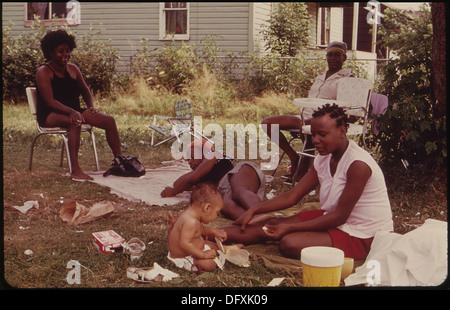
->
<box><xmin>261</xmin><ymin>41</ymin><xmax>353</xmax><ymax>182</ymax></box>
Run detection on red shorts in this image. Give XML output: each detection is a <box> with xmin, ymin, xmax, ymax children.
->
<box><xmin>298</xmin><ymin>209</ymin><xmax>373</xmax><ymax>260</ymax></box>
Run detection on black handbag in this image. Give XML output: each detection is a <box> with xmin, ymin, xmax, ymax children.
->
<box><xmin>103</xmin><ymin>155</ymin><xmax>146</xmax><ymax>177</ymax></box>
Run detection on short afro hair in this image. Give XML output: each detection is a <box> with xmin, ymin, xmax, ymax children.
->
<box><xmin>40</xmin><ymin>29</ymin><xmax>76</xmax><ymax>60</ymax></box>
<box><xmin>312</xmin><ymin>103</ymin><xmax>349</xmax><ymax>130</ymax></box>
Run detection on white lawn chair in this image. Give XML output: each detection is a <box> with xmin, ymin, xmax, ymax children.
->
<box><xmin>291</xmin><ymin>77</ymin><xmax>373</xmax><ymax>184</ymax></box>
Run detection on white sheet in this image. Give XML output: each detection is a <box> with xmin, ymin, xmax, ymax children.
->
<box><xmin>87</xmin><ymin>161</ymin><xmax>192</xmax><ymax>206</ymax></box>
<box><xmin>344</xmin><ymin>219</ymin><xmax>448</xmax><ymax>287</ymax></box>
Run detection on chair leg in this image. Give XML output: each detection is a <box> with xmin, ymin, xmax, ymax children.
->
<box><xmin>271</xmin><ymin>151</ymin><xmax>286</xmax><ymax>176</ymax></box>
<box><xmin>89</xmin><ymin>130</ymin><xmax>100</xmax><ymax>171</ymax></box>
<box><xmin>59</xmin><ymin>139</ymin><xmax>65</xmax><ymax>168</ymax></box>
<box><xmin>62</xmin><ymin>135</ymin><xmax>72</xmax><ymax>175</ymax></box>
<box><xmin>290</xmin><ymin>144</ymin><xmax>316</xmax><ymax>188</ymax></box>
<box><xmin>271</xmin><ymin>135</ymin><xmax>296</xmax><ymax>176</ymax></box>
<box><xmin>29</xmin><ymin>134</ymin><xmax>41</xmax><ymax>171</ymax></box>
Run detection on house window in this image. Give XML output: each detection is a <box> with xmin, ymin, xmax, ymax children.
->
<box><xmin>25</xmin><ymin>2</ymin><xmax>80</xmax><ymax>27</ymax></box>
<box><xmin>159</xmin><ymin>2</ymin><xmax>189</xmax><ymax>40</ymax></box>
<box><xmin>319</xmin><ymin>7</ymin><xmax>330</xmax><ymax>46</ymax></box>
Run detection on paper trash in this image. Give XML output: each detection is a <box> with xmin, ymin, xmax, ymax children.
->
<box><xmin>127</xmin><ymin>263</ymin><xmax>179</xmax><ymax>282</ymax></box>
<box><xmin>92</xmin><ymin>230</ymin><xmax>125</xmax><ymax>254</ymax></box>
<box><xmin>59</xmin><ymin>200</ymin><xmax>115</xmax><ymax>225</ymax></box>
<box><xmin>13</xmin><ymin>201</ymin><xmax>39</xmax><ymax>214</ymax></box>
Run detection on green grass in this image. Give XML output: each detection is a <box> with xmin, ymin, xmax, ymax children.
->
<box><xmin>2</xmin><ymin>78</ymin><xmax>447</xmax><ymax>290</ymax></box>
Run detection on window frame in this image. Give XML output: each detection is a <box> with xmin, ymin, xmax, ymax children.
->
<box><xmin>24</xmin><ymin>2</ymin><xmax>80</xmax><ymax>27</ymax></box>
<box><xmin>159</xmin><ymin>2</ymin><xmax>190</xmax><ymax>41</ymax></box>
<box><xmin>317</xmin><ymin>7</ymin><xmax>331</xmax><ymax>46</ymax></box>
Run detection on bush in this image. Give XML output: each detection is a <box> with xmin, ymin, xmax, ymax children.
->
<box><xmin>2</xmin><ymin>19</ymin><xmax>47</xmax><ymax>101</ymax></box>
<box><xmin>373</xmin><ymin>5</ymin><xmax>446</xmax><ymax>169</ymax></box>
<box><xmin>70</xmin><ymin>25</ymin><xmax>120</xmax><ymax>96</ymax></box>
<box><xmin>131</xmin><ymin>36</ymin><xmax>240</xmax><ymax>94</ymax></box>
<box><xmin>261</xmin><ymin>2</ymin><xmax>311</xmax><ymax>57</ymax></box>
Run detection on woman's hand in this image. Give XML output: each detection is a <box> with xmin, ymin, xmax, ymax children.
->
<box><xmin>87</xmin><ymin>107</ymin><xmax>100</xmax><ymax>115</ymax></box>
<box><xmin>262</xmin><ymin>223</ymin><xmax>291</xmax><ymax>240</ymax></box>
<box><xmin>69</xmin><ymin>110</ymin><xmax>84</xmax><ymax>127</ymax></box>
<box><xmin>161</xmin><ymin>186</ymin><xmax>176</xmax><ymax>197</ymax></box>
<box><xmin>233</xmin><ymin>209</ymin><xmax>256</xmax><ymax>232</ymax></box>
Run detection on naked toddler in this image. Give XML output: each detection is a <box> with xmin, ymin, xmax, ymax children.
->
<box><xmin>168</xmin><ymin>182</ymin><xmax>227</xmax><ymax>272</ymax></box>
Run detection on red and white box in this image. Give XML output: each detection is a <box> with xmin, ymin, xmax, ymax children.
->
<box><xmin>92</xmin><ymin>230</ymin><xmax>125</xmax><ymax>254</ymax></box>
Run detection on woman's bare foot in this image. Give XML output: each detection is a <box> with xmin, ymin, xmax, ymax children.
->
<box><xmin>70</xmin><ymin>170</ymin><xmax>93</xmax><ymax>181</ymax></box>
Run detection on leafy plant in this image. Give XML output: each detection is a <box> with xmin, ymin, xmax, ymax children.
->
<box><xmin>261</xmin><ymin>2</ymin><xmax>311</xmax><ymax>57</ymax></box>
<box><xmin>373</xmin><ymin>5</ymin><xmax>446</xmax><ymax>169</ymax></box>
<box><xmin>70</xmin><ymin>25</ymin><xmax>120</xmax><ymax>95</ymax></box>
<box><xmin>2</xmin><ymin>18</ymin><xmax>47</xmax><ymax>101</ymax></box>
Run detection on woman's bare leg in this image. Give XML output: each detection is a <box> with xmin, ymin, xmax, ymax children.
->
<box><xmin>279</xmin><ymin>231</ymin><xmax>333</xmax><ymax>259</ymax></box>
<box><xmin>82</xmin><ymin>110</ymin><xmax>121</xmax><ymax>157</ymax></box>
<box><xmin>261</xmin><ymin>115</ymin><xmax>302</xmax><ymax>170</ymax></box>
<box><xmin>221</xmin><ymin>164</ymin><xmax>262</xmax><ymax>220</ymax></box>
<box><xmin>44</xmin><ymin>112</ymin><xmax>92</xmax><ymax>180</ymax></box>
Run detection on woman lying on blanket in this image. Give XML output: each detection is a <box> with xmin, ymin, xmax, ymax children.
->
<box><xmin>221</xmin><ymin>104</ymin><xmax>394</xmax><ymax>260</ymax></box>
<box><xmin>160</xmin><ymin>139</ymin><xmax>266</xmax><ymax>221</ymax></box>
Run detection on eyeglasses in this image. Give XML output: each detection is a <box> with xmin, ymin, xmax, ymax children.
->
<box><xmin>326</xmin><ymin>52</ymin><xmax>344</xmax><ymax>58</ymax></box>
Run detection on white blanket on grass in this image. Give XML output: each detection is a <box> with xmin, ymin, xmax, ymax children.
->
<box><xmin>87</xmin><ymin>161</ymin><xmax>192</xmax><ymax>206</ymax></box>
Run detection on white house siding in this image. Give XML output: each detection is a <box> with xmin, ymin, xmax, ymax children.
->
<box><xmin>306</xmin><ymin>2</ymin><xmax>318</xmax><ymax>48</ymax></box>
<box><xmin>329</xmin><ymin>7</ymin><xmax>343</xmax><ymax>43</ymax></box>
<box><xmin>190</xmin><ymin>2</ymin><xmax>250</xmax><ymax>52</ymax></box>
<box><xmin>251</xmin><ymin>2</ymin><xmax>272</xmax><ymax>54</ymax></box>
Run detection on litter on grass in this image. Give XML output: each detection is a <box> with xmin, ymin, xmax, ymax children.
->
<box><xmin>127</xmin><ymin>263</ymin><xmax>179</xmax><ymax>282</ymax></box>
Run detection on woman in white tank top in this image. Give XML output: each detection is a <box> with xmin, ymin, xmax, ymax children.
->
<box><xmin>223</xmin><ymin>103</ymin><xmax>393</xmax><ymax>259</ymax></box>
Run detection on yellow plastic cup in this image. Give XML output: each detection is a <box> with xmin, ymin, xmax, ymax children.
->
<box><xmin>341</xmin><ymin>257</ymin><xmax>354</xmax><ymax>281</ymax></box>
<box><xmin>301</xmin><ymin>246</ymin><xmax>344</xmax><ymax>287</ymax></box>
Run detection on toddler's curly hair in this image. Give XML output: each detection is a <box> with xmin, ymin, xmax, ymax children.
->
<box><xmin>40</xmin><ymin>29</ymin><xmax>76</xmax><ymax>60</ymax></box>
<box><xmin>190</xmin><ymin>182</ymin><xmax>221</xmax><ymax>206</ymax></box>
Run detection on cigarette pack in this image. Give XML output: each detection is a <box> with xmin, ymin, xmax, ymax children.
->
<box><xmin>92</xmin><ymin>230</ymin><xmax>125</xmax><ymax>254</ymax></box>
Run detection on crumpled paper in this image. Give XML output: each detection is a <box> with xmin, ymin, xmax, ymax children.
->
<box><xmin>215</xmin><ymin>238</ymin><xmax>251</xmax><ymax>268</ymax></box>
<box><xmin>13</xmin><ymin>201</ymin><xmax>39</xmax><ymax>214</ymax></box>
<box><xmin>127</xmin><ymin>263</ymin><xmax>179</xmax><ymax>282</ymax></box>
<box><xmin>59</xmin><ymin>200</ymin><xmax>115</xmax><ymax>225</ymax></box>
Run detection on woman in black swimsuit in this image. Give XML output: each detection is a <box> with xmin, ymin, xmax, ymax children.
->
<box><xmin>35</xmin><ymin>29</ymin><xmax>122</xmax><ymax>181</ymax></box>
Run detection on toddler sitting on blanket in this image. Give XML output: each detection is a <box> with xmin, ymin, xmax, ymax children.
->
<box><xmin>168</xmin><ymin>182</ymin><xmax>234</xmax><ymax>273</ymax></box>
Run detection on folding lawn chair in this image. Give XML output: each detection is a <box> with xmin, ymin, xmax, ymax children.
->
<box><xmin>26</xmin><ymin>87</ymin><xmax>100</xmax><ymax>174</ymax></box>
<box><xmin>290</xmin><ymin>77</ymin><xmax>373</xmax><ymax>185</ymax></box>
<box><xmin>148</xmin><ymin>99</ymin><xmax>209</xmax><ymax>146</ymax></box>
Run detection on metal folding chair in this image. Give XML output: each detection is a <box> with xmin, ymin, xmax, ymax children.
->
<box><xmin>291</xmin><ymin>77</ymin><xmax>373</xmax><ymax>185</ymax></box>
<box><xmin>148</xmin><ymin>99</ymin><xmax>209</xmax><ymax>146</ymax></box>
<box><xmin>26</xmin><ymin>87</ymin><xmax>100</xmax><ymax>174</ymax></box>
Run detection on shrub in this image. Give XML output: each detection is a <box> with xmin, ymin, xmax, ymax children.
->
<box><xmin>70</xmin><ymin>25</ymin><xmax>120</xmax><ymax>95</ymax></box>
<box><xmin>2</xmin><ymin>19</ymin><xmax>47</xmax><ymax>101</ymax></box>
<box><xmin>131</xmin><ymin>36</ymin><xmax>240</xmax><ymax>94</ymax></box>
<box><xmin>261</xmin><ymin>2</ymin><xmax>311</xmax><ymax>57</ymax></box>
<box><xmin>373</xmin><ymin>5</ymin><xmax>446</xmax><ymax>169</ymax></box>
